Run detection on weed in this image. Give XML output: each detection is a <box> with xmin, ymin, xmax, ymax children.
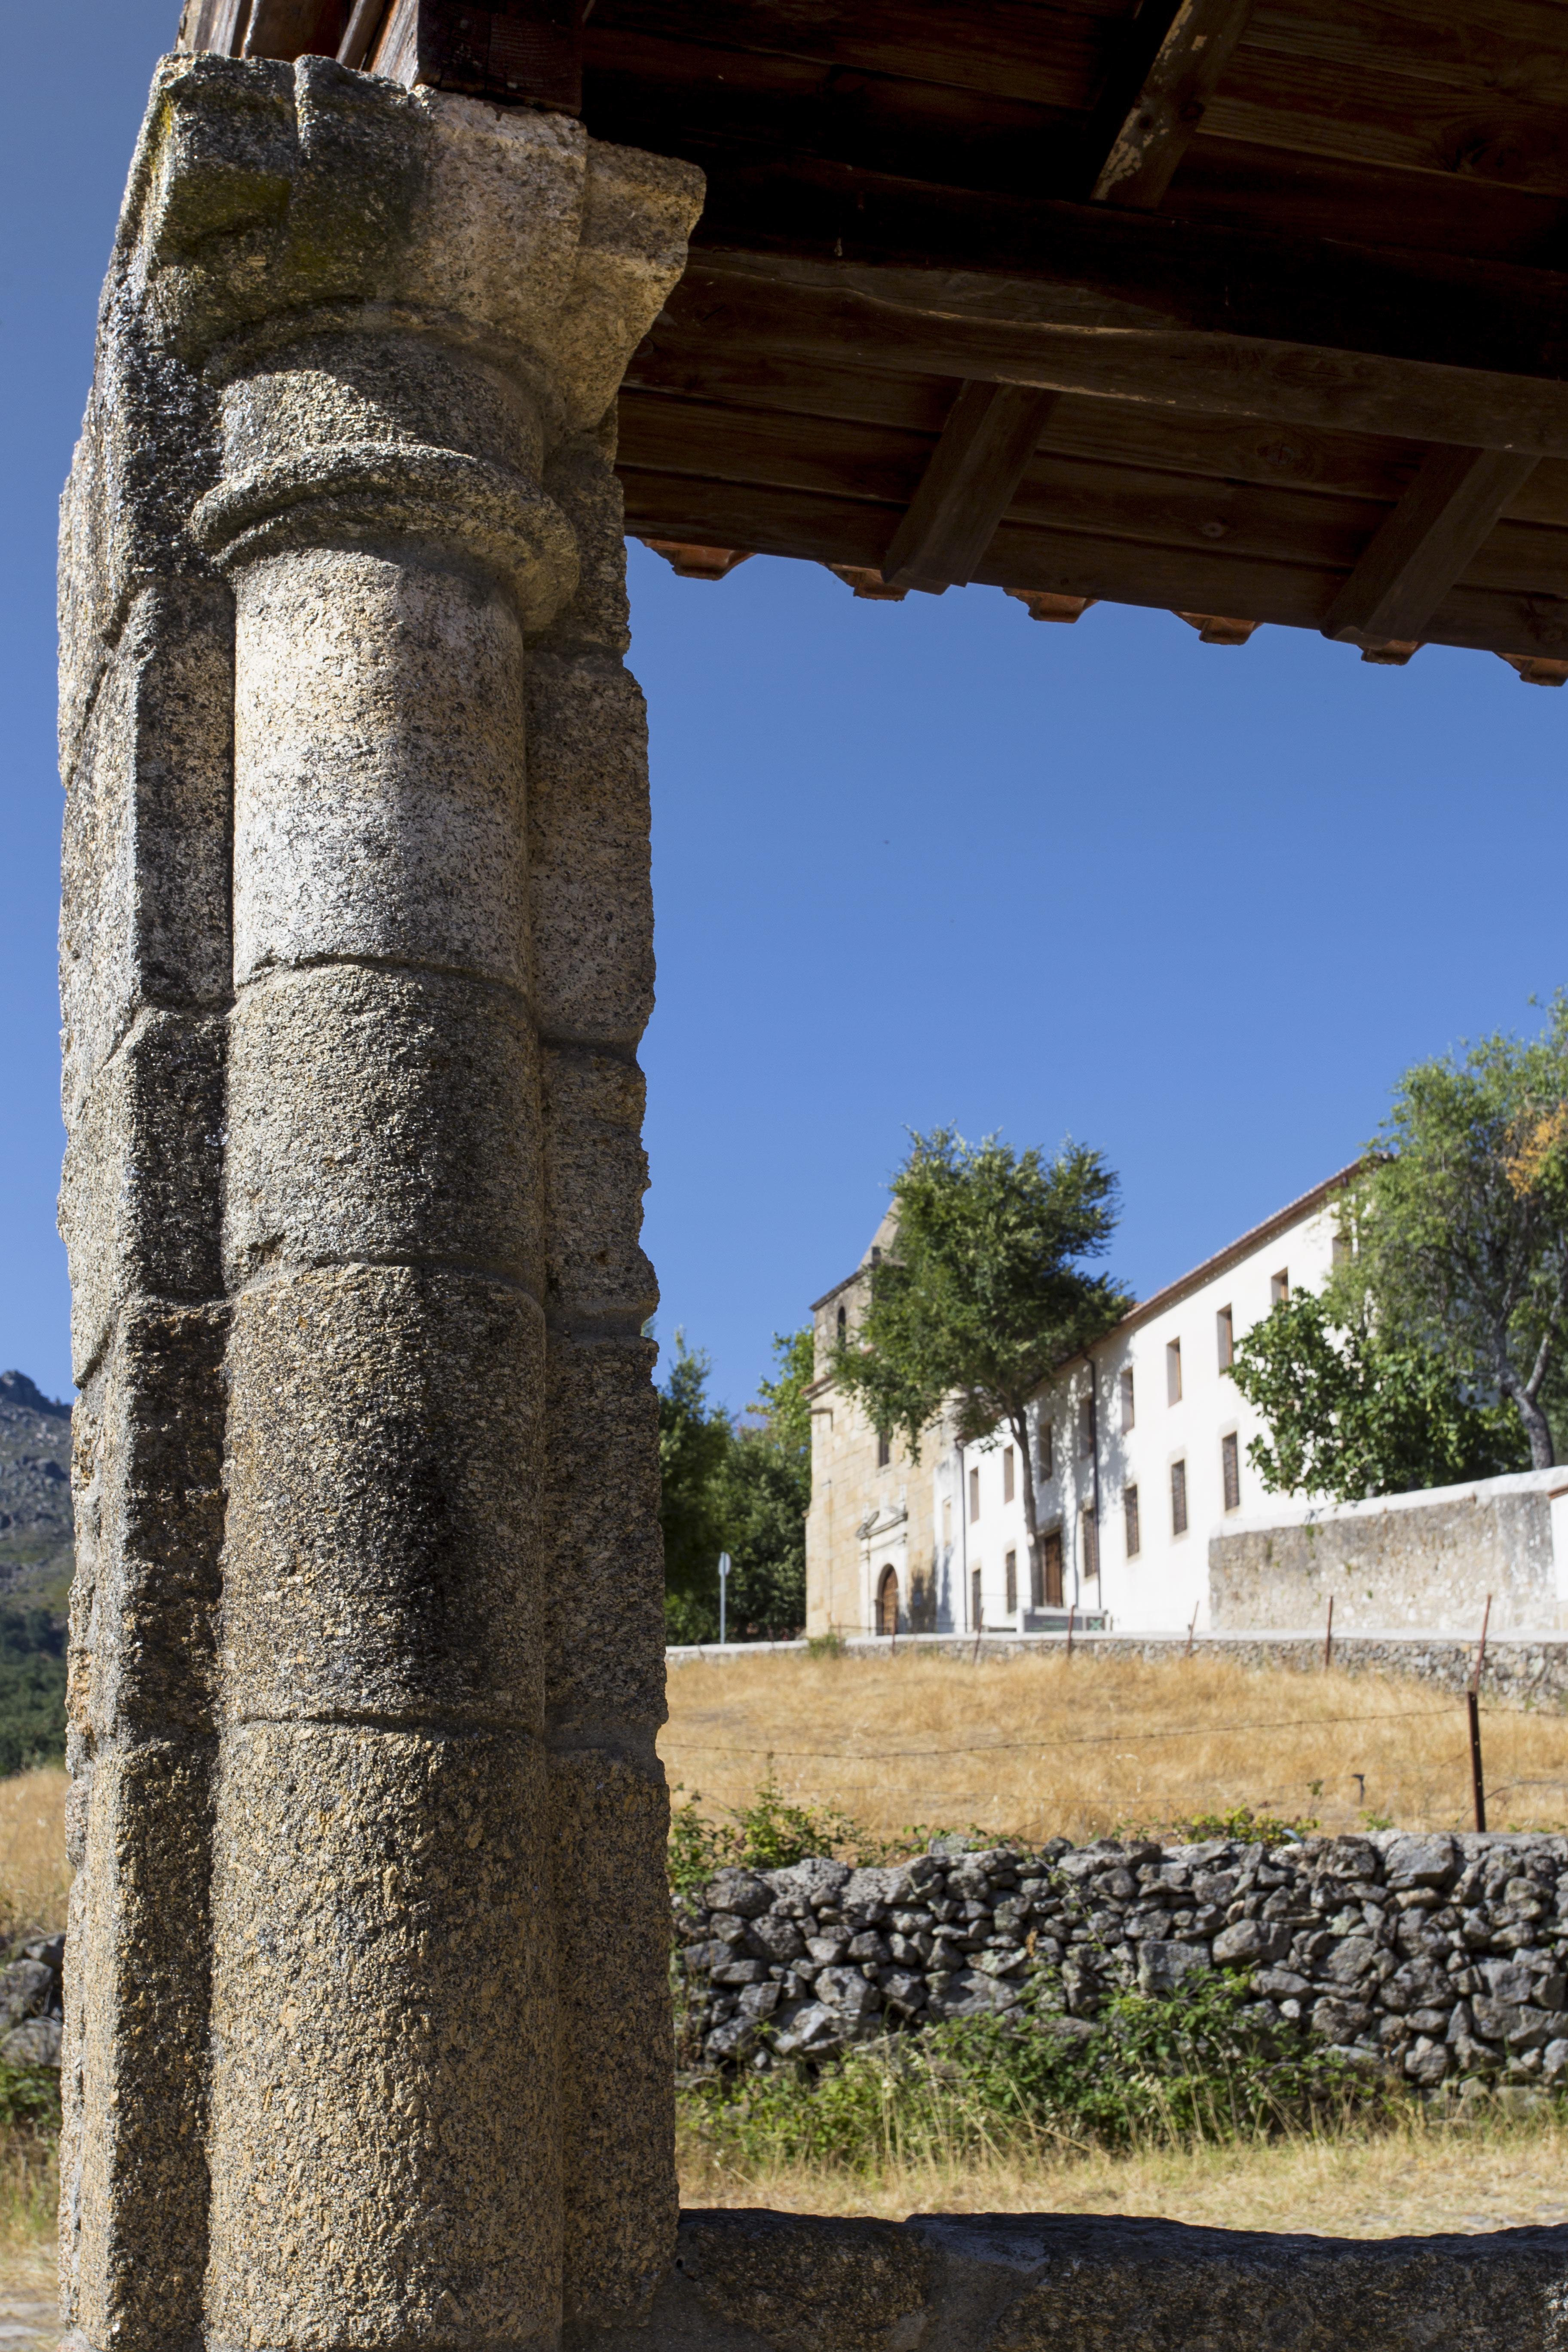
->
<box><xmin>805</xmin><ymin>1631</ymin><xmax>846</xmax><ymax>1660</ymax></box>
<box><xmin>669</xmin><ymin>1769</ymin><xmax>891</xmax><ymax>1897</ymax></box>
<box><xmin>1163</xmin><ymin>1805</ymin><xmax>1320</xmax><ymax>1849</ymax></box>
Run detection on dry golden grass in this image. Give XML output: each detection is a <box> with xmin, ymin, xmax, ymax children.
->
<box><xmin>0</xmin><ymin>1772</ymin><xmax>68</xmax><ymax>1937</ymax></box>
<box><xmin>678</xmin><ymin>2108</ymin><xmax>1568</xmax><ymax>2237</ymax></box>
<box><xmin>661</xmin><ymin>1649</ymin><xmax>1568</xmax><ymax>1846</ymax></box>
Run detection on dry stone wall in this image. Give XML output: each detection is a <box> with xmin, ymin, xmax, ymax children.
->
<box><xmin>676</xmin><ymin>1830</ymin><xmax>1568</xmax><ymax>2092</ymax></box>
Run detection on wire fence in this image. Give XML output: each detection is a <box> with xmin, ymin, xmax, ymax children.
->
<box><xmin>659</xmin><ymin>1706</ymin><xmax>1491</xmax><ymax>1766</ymax></box>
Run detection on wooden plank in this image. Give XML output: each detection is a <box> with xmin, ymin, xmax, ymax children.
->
<box><xmin>1321</xmin><ymin>444</ymin><xmax>1540</xmax><ymax>643</ymax></box>
<box><xmin>1089</xmin><ymin>0</ymin><xmax>1258</xmax><ymax>209</ymax></box>
<box><xmin>337</xmin><ymin>0</ymin><xmax>392</xmax><ymax>66</ymax></box>
<box><xmin>178</xmin><ymin>0</ymin><xmax>352</xmax><ymax>54</ymax></box>
<box><xmin>177</xmin><ymin>0</ymin><xmax>250</xmax><ymax>51</ymax></box>
<box><xmin>619</xmin><ymin>465</ymin><xmax>1568</xmax><ymax>655</ymax></box>
<box><xmin>882</xmin><ymin>383</ymin><xmax>1060</xmax><ymax>590</ymax></box>
<box><xmin>371</xmin><ymin>0</ymin><xmax>583</xmax><ymax>106</ymax></box>
<box><xmin>674</xmin><ymin>255</ymin><xmax>1568</xmax><ymax>462</ymax></box>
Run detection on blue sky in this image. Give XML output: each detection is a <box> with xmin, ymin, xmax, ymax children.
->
<box><xmin>3</xmin><ymin>5</ymin><xmax>1565</xmax><ymax>1415</ymax></box>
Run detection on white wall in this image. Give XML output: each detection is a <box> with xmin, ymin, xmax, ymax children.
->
<box><xmin>955</xmin><ymin>1192</ymin><xmax>1344</xmax><ymax>1635</ymax></box>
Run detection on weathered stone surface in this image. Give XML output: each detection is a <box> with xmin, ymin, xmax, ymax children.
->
<box><xmin>541</xmin><ymin>1043</ymin><xmax>655</xmax><ymax>1321</ymax></box>
<box><xmin>674</xmin><ymin>2212</ymin><xmax>933</xmax><ymax>2352</ymax></box>
<box><xmin>527</xmin><ymin>654</ymin><xmax>655</xmax><ymax>1044</ymax></box>
<box><xmin>222</xmin><ymin>1266</ymin><xmax>544</xmax><ymax>1725</ymax></box>
<box><xmin>543</xmin><ymin>1336</ymin><xmax>665</xmax><ymax>1728</ymax></box>
<box><xmin>206</xmin><ymin>1722</ymin><xmax>556</xmax><ymax>2349</ymax></box>
<box><xmin>1138</xmin><ymin>1938</ymin><xmax>1210</xmax><ymax>1994</ymax></box>
<box><xmin>225</xmin><ymin>965</ymin><xmax>542</xmax><ymax>1288</ymax></box>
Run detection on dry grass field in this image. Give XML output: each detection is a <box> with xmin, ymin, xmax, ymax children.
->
<box><xmin>679</xmin><ymin>2107</ymin><xmax>1568</xmax><ymax>2236</ymax></box>
<box><xmin>0</xmin><ymin>1773</ymin><xmax>67</xmax><ymax>1939</ymax></box>
<box><xmin>661</xmin><ymin>1648</ymin><xmax>1568</xmax><ymax>1846</ymax></box>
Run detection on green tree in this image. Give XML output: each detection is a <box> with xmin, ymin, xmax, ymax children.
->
<box><xmin>1229</xmin><ymin>1287</ymin><xmax>1525</xmax><ymax>1504</ymax></box>
<box><xmin>658</xmin><ymin>1328</ymin><xmax>815</xmax><ymax>1643</ymax></box>
<box><xmin>830</xmin><ymin>1127</ymin><xmax>1131</xmax><ymax>1611</ymax></box>
<box><xmin>658</xmin><ymin>1331</ymin><xmax>732</xmax><ymax>1642</ymax></box>
<box><xmin>1337</xmin><ymin>998</ymin><xmax>1568</xmax><ymax>1469</ymax></box>
<box><xmin>713</xmin><ymin>1329</ymin><xmax>814</xmax><ymax>1639</ymax></box>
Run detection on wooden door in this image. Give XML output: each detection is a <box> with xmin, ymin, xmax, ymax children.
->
<box><xmin>876</xmin><ymin>1565</ymin><xmax>899</xmax><ymax>1636</ymax></box>
<box><xmin>1043</xmin><ymin>1528</ymin><xmax>1064</xmax><ymax>1608</ymax></box>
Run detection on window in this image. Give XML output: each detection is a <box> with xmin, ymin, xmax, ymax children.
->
<box><xmin>943</xmin><ymin>1496</ymin><xmax>952</xmax><ymax>1548</ymax></box>
<box><xmin>971</xmin><ymin>1565</ymin><xmax>982</xmax><ymax>1629</ymax></box>
<box><xmin>1004</xmin><ymin>1549</ymin><xmax>1017</xmax><ymax>1613</ymax></box>
<box><xmin>1271</xmin><ymin>1268</ymin><xmax>1289</xmax><ymax>1305</ymax></box>
<box><xmin>1222</xmin><ymin>1431</ymin><xmax>1240</xmax><ymax>1512</ymax></box>
<box><xmin>870</xmin><ymin>1244</ymin><xmax>882</xmax><ymax>1265</ymax></box>
<box><xmin>1166</xmin><ymin>1338</ymin><xmax>1182</xmax><ymax>1404</ymax></box>
<box><xmin>836</xmin><ymin>1304</ymin><xmax>847</xmax><ymax>1341</ymax></box>
<box><xmin>1124</xmin><ymin>1483</ymin><xmax>1141</xmax><ymax>1557</ymax></box>
<box><xmin>1003</xmin><ymin>1446</ymin><xmax>1015</xmax><ymax>1504</ymax></box>
<box><xmin>1078</xmin><ymin>1397</ymin><xmax>1095</xmax><ymax>1458</ymax></box>
<box><xmin>1332</xmin><ymin>1231</ymin><xmax>1351</xmax><ymax>1270</ymax></box>
<box><xmin>968</xmin><ymin>1465</ymin><xmax>980</xmax><ymax>1522</ymax></box>
<box><xmin>1082</xmin><ymin>1505</ymin><xmax>1099</xmax><ymax>1580</ymax></box>
<box><xmin>1216</xmin><ymin>1305</ymin><xmax>1233</xmax><ymax>1370</ymax></box>
<box><xmin>1038</xmin><ymin>1420</ymin><xmax>1054</xmax><ymax>1480</ymax></box>
<box><xmin>1120</xmin><ymin>1368</ymin><xmax>1135</xmax><ymax>1430</ymax></box>
<box><xmin>1041</xmin><ymin>1528</ymin><xmax>1064</xmax><ymax>1608</ymax></box>
<box><xmin>1171</xmin><ymin>1458</ymin><xmax>1188</xmax><ymax>1536</ymax></box>
<box><xmin>877</xmin><ymin>1430</ymin><xmax>891</xmax><ymax>1468</ymax></box>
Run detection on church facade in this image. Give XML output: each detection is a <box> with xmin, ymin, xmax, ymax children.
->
<box><xmin>804</xmin><ymin>1167</ymin><xmax>1359</xmax><ymax>1638</ymax></box>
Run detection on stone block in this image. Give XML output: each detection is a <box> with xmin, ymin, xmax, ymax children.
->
<box><xmin>1212</xmin><ymin>1917</ymin><xmax>1287</xmax><ymax>1966</ymax></box>
<box><xmin>206</xmin><ymin>1720</ymin><xmax>558</xmax><ymax>2351</ymax></box>
<box><xmin>231</xmin><ymin>548</ymin><xmax>529</xmax><ymax>989</ymax></box>
<box><xmin>537</xmin><ymin>428</ymin><xmax>632</xmax><ymax>658</ymax></box>
<box><xmin>225</xmin><ymin>965</ymin><xmax>542</xmax><ymax>1288</ymax></box>
<box><xmin>527</xmin><ymin>652</ymin><xmax>653</xmax><ymax>1044</ymax></box>
<box><xmin>67</xmin><ymin>1302</ymin><xmax>225</xmax><ymax>1745</ymax></box>
<box><xmin>1137</xmin><ymin>1939</ymin><xmax>1210</xmax><ymax>1994</ymax></box>
<box><xmin>60</xmin><ymin>1741</ymin><xmax>214</xmax><ymax>2352</ymax></box>
<box><xmin>222</xmin><ymin>1264</ymin><xmax>545</xmax><ymax>1725</ymax></box>
<box><xmin>543</xmin><ymin>1334</ymin><xmax>664</xmax><ymax>1729</ymax></box>
<box><xmin>549</xmin><ymin>1748</ymin><xmax>677</xmax><ymax>2328</ymax></box>
<box><xmin>541</xmin><ymin>1042</ymin><xmax>654</xmax><ymax>1322</ymax></box>
<box><xmin>59</xmin><ymin>583</ymin><xmax>233</xmax><ymax>1120</ymax></box>
<box><xmin>60</xmin><ymin>1010</ymin><xmax>225</xmax><ymax>1381</ymax></box>
<box><xmin>1384</xmin><ymin>1832</ymin><xmax>1458</xmax><ymax>1890</ymax></box>
<box><xmin>672</xmin><ymin>2212</ymin><xmax>932</xmax><ymax>2352</ymax></box>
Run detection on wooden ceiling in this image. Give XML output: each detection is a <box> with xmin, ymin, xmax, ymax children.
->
<box><xmin>179</xmin><ymin>0</ymin><xmax>1568</xmax><ymax>677</ymax></box>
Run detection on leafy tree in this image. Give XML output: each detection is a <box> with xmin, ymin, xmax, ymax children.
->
<box><xmin>1336</xmin><ymin>998</ymin><xmax>1568</xmax><ymax>1468</ymax></box>
<box><xmin>658</xmin><ymin>1332</ymin><xmax>732</xmax><ymax>1641</ymax></box>
<box><xmin>658</xmin><ymin>1329</ymin><xmax>814</xmax><ymax>1644</ymax></box>
<box><xmin>830</xmin><ymin>1127</ymin><xmax>1131</xmax><ymax>1612</ymax></box>
<box><xmin>1229</xmin><ymin>1288</ymin><xmax>1525</xmax><ymax>1504</ymax></box>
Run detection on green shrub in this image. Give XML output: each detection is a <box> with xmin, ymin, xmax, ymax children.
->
<box><xmin>0</xmin><ymin>1607</ymin><xmax>66</xmax><ymax>1776</ymax></box>
<box><xmin>683</xmin><ymin>1971</ymin><xmax>1388</xmax><ymax>2173</ymax></box>
<box><xmin>669</xmin><ymin>1770</ymin><xmax>890</xmax><ymax>1898</ymax></box>
<box><xmin>0</xmin><ymin>2060</ymin><xmax>60</xmax><ymax>2133</ymax></box>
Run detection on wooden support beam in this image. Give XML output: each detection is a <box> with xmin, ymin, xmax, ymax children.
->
<box><xmin>368</xmin><ymin>0</ymin><xmax>584</xmax><ymax>110</ymax></box>
<box><xmin>677</xmin><ymin>255</ymin><xmax>1568</xmax><ymax>462</ymax></box>
<box><xmin>1008</xmin><ymin>591</ymin><xmax>1097</xmax><ymax>624</ymax></box>
<box><xmin>881</xmin><ymin>383</ymin><xmax>1060</xmax><ymax>593</ymax></box>
<box><xmin>639</xmin><ymin>539</ymin><xmax>753</xmax><ymax>581</ymax></box>
<box><xmin>1321</xmin><ymin>445</ymin><xmax>1539</xmax><ymax>646</ymax></box>
<box><xmin>827</xmin><ymin>565</ymin><xmax>907</xmax><ymax>603</ymax></box>
<box><xmin>1088</xmin><ymin>0</ymin><xmax>1257</xmax><ymax>211</ymax></box>
<box><xmin>178</xmin><ymin>0</ymin><xmax>350</xmax><ymax>55</ymax></box>
<box><xmin>1175</xmin><ymin>611</ymin><xmax>1257</xmax><ymax>643</ymax></box>
<box><xmin>1500</xmin><ymin>653</ymin><xmax>1568</xmax><ymax>686</ymax></box>
<box><xmin>337</xmin><ymin>0</ymin><xmax>390</xmax><ymax>67</ymax></box>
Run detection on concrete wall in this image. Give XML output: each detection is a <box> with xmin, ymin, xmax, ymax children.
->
<box><xmin>1210</xmin><ymin>1467</ymin><xmax>1568</xmax><ymax>1634</ymax></box>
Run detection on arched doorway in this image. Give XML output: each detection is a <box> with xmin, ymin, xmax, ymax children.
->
<box><xmin>876</xmin><ymin>1565</ymin><xmax>899</xmax><ymax>1636</ymax></box>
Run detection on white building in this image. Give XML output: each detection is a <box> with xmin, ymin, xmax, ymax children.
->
<box><xmin>806</xmin><ymin>1164</ymin><xmax>1360</xmax><ymax>1639</ymax></box>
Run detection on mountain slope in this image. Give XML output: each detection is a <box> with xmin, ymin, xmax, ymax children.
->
<box><xmin>0</xmin><ymin>1372</ymin><xmax>73</xmax><ymax>1610</ymax></box>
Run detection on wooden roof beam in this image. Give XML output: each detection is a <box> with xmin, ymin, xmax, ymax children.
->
<box><xmin>881</xmin><ymin>383</ymin><xmax>1060</xmax><ymax>594</ymax></box>
<box><xmin>1322</xmin><ymin>445</ymin><xmax>1538</xmax><ymax>648</ymax></box>
<box><xmin>179</xmin><ymin>0</ymin><xmax>585</xmax><ymax>107</ymax></box>
<box><xmin>1087</xmin><ymin>0</ymin><xmax>1258</xmax><ymax>211</ymax></box>
<box><xmin>681</xmin><ymin>255</ymin><xmax>1568</xmax><ymax>461</ymax></box>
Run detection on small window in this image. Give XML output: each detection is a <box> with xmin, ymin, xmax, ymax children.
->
<box><xmin>1078</xmin><ymin>1398</ymin><xmax>1095</xmax><ymax>1458</ymax></box>
<box><xmin>836</xmin><ymin>1304</ymin><xmax>847</xmax><ymax>1341</ymax></box>
<box><xmin>1222</xmin><ymin>1431</ymin><xmax>1240</xmax><ymax>1512</ymax></box>
<box><xmin>1041</xmin><ymin>1527</ymin><xmax>1064</xmax><ymax>1607</ymax></box>
<box><xmin>1271</xmin><ymin>1268</ymin><xmax>1289</xmax><ymax>1305</ymax></box>
<box><xmin>971</xmin><ymin>1565</ymin><xmax>982</xmax><ymax>1629</ymax></box>
<box><xmin>1166</xmin><ymin>1338</ymin><xmax>1182</xmax><ymax>1404</ymax></box>
<box><xmin>1004</xmin><ymin>1549</ymin><xmax>1017</xmax><ymax>1614</ymax></box>
<box><xmin>877</xmin><ymin>1430</ymin><xmax>891</xmax><ymax>1469</ymax></box>
<box><xmin>1038</xmin><ymin>1420</ymin><xmax>1054</xmax><ymax>1480</ymax></box>
<box><xmin>1216</xmin><ymin>1305</ymin><xmax>1233</xmax><ymax>1370</ymax></box>
<box><xmin>1082</xmin><ymin>1505</ymin><xmax>1099</xmax><ymax>1581</ymax></box>
<box><xmin>968</xmin><ymin>1465</ymin><xmax>980</xmax><ymax>1522</ymax></box>
<box><xmin>1332</xmin><ymin>1231</ymin><xmax>1351</xmax><ymax>1269</ymax></box>
<box><xmin>1003</xmin><ymin>1446</ymin><xmax>1015</xmax><ymax>1504</ymax></box>
<box><xmin>1171</xmin><ymin>1458</ymin><xmax>1188</xmax><ymax>1537</ymax></box>
<box><xmin>1120</xmin><ymin>1367</ymin><xmax>1135</xmax><ymax>1430</ymax></box>
<box><xmin>871</xmin><ymin>1244</ymin><xmax>882</xmax><ymax>1265</ymax></box>
<box><xmin>1124</xmin><ymin>1483</ymin><xmax>1141</xmax><ymax>1557</ymax></box>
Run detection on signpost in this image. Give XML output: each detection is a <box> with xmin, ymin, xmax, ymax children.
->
<box><xmin>718</xmin><ymin>1551</ymin><xmax>731</xmax><ymax>1646</ymax></box>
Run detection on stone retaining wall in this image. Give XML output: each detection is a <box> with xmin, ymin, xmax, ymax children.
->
<box><xmin>675</xmin><ymin>1828</ymin><xmax>1568</xmax><ymax>2091</ymax></box>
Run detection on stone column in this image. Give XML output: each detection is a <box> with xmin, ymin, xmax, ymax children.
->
<box><xmin>57</xmin><ymin>52</ymin><xmax>700</xmax><ymax>2352</ymax></box>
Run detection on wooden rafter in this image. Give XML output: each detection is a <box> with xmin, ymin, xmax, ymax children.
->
<box><xmin>1321</xmin><ymin>445</ymin><xmax>1539</xmax><ymax>646</ymax></box>
<box><xmin>1087</xmin><ymin>0</ymin><xmax>1258</xmax><ymax>211</ymax></box>
<box><xmin>881</xmin><ymin>383</ymin><xmax>1060</xmax><ymax>593</ymax></box>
